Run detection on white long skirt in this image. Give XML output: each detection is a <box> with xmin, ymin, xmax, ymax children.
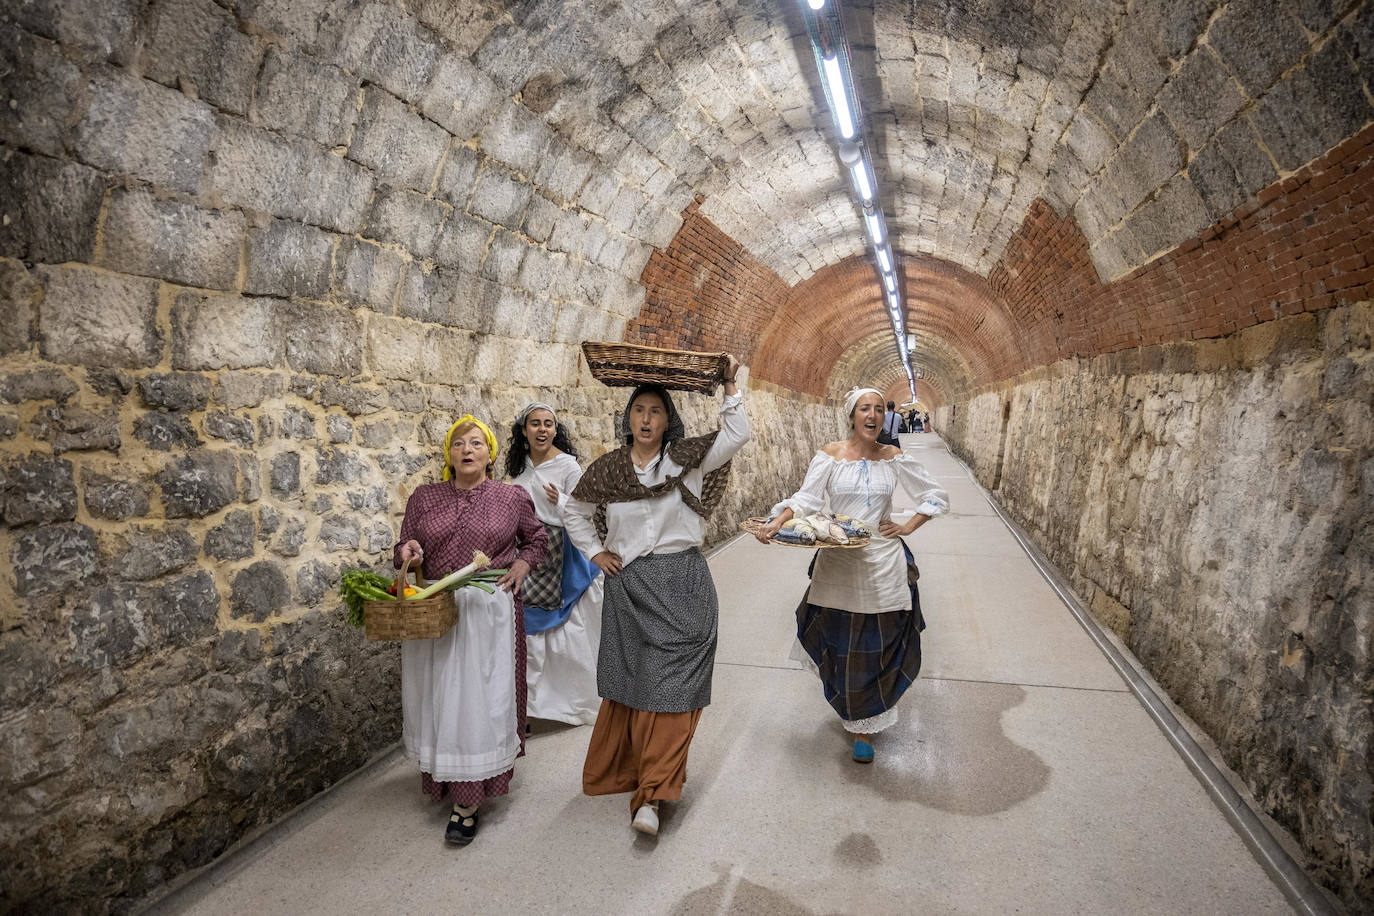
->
<box><xmin>525</xmin><ymin>578</ymin><xmax>604</xmax><ymax>726</ymax></box>
<box><xmin>401</xmin><ymin>586</ymin><xmax>519</xmax><ymax>782</ymax></box>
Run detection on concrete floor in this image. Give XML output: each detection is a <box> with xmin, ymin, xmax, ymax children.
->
<box><xmin>167</xmin><ymin>435</ymin><xmax>1292</xmax><ymax>916</ymax></box>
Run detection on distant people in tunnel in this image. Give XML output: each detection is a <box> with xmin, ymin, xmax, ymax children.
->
<box><xmin>908</xmin><ymin>408</ymin><xmax>921</xmax><ymax>433</ymax></box>
<box><xmin>878</xmin><ymin>399</ymin><xmax>902</xmax><ymax>445</ymax></box>
<box><xmin>563</xmin><ymin>357</ymin><xmax>748</xmax><ymax>838</ymax></box>
<box><xmin>394</xmin><ymin>415</ymin><xmax>547</xmax><ymax>846</ymax></box>
<box><xmin>505</xmin><ymin>403</ymin><xmax>603</xmax><ymax>728</ymax></box>
<box><xmin>756</xmin><ymin>387</ymin><xmax>949</xmax><ymax>763</ymax></box>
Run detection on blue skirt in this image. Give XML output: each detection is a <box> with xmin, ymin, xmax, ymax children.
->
<box><xmin>523</xmin><ymin>527</ymin><xmax>599</xmax><ymax>634</ymax></box>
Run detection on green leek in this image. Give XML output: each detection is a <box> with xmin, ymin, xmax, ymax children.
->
<box><xmin>412</xmin><ymin>551</ymin><xmax>491</xmax><ymax>600</ymax></box>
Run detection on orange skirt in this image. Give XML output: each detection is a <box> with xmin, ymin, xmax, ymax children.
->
<box><xmin>582</xmin><ymin>699</ymin><xmax>702</xmax><ymax>813</ymax></box>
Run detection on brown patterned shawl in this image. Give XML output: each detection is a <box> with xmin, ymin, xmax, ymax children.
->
<box><xmin>571</xmin><ymin>431</ymin><xmax>732</xmax><ymax>540</ymax></box>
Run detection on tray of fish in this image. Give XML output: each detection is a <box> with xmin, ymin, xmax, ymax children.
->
<box><xmin>739</xmin><ymin>513</ymin><xmax>872</xmax><ymax>548</ymax></box>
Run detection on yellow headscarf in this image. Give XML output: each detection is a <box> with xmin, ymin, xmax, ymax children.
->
<box><xmin>442</xmin><ymin>415</ymin><xmax>499</xmax><ymax>480</ymax></box>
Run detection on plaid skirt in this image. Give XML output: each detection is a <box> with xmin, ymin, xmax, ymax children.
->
<box><xmin>521</xmin><ymin>523</ymin><xmax>565</xmax><ymax>610</ymax></box>
<box><xmin>796</xmin><ymin>541</ymin><xmax>923</xmax><ymax>722</ymax></box>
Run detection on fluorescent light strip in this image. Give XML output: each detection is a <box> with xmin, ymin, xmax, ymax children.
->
<box><xmin>865</xmin><ymin>212</ymin><xmax>883</xmax><ymax>245</ymax></box>
<box><xmin>822</xmin><ymin>56</ymin><xmax>855</xmax><ymax>139</ymax></box>
<box><xmin>808</xmin><ymin>0</ymin><xmax>825</xmax><ymax>8</ymax></box>
<box><xmin>852</xmin><ymin>163</ymin><xmax>872</xmax><ymax>201</ymax></box>
<box><xmin>877</xmin><ymin>248</ymin><xmax>891</xmax><ymax>272</ymax></box>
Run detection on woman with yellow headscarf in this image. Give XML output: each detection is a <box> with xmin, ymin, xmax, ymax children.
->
<box><xmin>393</xmin><ymin>415</ymin><xmax>547</xmax><ymax>847</ymax></box>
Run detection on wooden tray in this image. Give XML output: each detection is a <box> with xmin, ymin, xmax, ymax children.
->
<box><xmin>738</xmin><ymin>517</ymin><xmax>871</xmax><ymax>549</ymax></box>
<box><xmin>582</xmin><ymin>341</ymin><xmax>730</xmax><ymax>393</ymax></box>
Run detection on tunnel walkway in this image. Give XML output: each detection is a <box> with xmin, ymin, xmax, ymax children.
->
<box><xmin>160</xmin><ymin>434</ymin><xmax>1291</xmax><ymax>916</ymax></box>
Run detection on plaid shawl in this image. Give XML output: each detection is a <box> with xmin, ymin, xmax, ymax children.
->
<box><xmin>571</xmin><ymin>431</ymin><xmax>732</xmax><ymax>540</ymax></box>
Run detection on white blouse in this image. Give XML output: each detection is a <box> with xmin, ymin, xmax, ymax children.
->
<box><xmin>509</xmin><ymin>451</ymin><xmax>583</xmax><ymax>528</ymax></box>
<box><xmin>770</xmin><ymin>451</ymin><xmax>949</xmax><ymax>614</ymax></box>
<box><xmin>563</xmin><ymin>393</ymin><xmax>750</xmax><ymax>566</ymax></box>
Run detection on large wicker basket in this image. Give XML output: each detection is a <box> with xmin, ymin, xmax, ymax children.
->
<box><xmin>363</xmin><ymin>559</ymin><xmax>457</xmax><ymax>641</ymax></box>
<box><xmin>581</xmin><ymin>341</ymin><xmax>730</xmax><ymax>394</ymax></box>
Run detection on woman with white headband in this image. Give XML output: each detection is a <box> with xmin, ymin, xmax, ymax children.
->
<box><xmin>756</xmin><ymin>387</ymin><xmax>948</xmax><ymax>764</ymax></box>
<box><xmin>505</xmin><ymin>402</ymin><xmax>603</xmax><ymax>728</ymax></box>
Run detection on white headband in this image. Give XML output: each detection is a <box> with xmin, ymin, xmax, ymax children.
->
<box><xmin>843</xmin><ymin>387</ymin><xmax>883</xmax><ymax>417</ymax></box>
<box><xmin>517</xmin><ymin>402</ymin><xmax>558</xmax><ymax>426</ymax></box>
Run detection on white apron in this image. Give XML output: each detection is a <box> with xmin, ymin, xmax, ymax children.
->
<box><xmin>400</xmin><ymin>586</ymin><xmax>519</xmax><ymax>782</ymax></box>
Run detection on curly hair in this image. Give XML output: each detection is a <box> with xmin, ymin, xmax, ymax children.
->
<box><xmin>505</xmin><ymin>417</ymin><xmax>579</xmax><ymax>479</ymax></box>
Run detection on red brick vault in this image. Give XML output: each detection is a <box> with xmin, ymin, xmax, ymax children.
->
<box><xmin>624</xmin><ymin>200</ymin><xmax>1019</xmax><ymax>400</ymax></box>
<box><xmin>990</xmin><ymin>121</ymin><xmax>1374</xmax><ymax>368</ymax></box>
<box><xmin>627</xmin><ymin>121</ymin><xmax>1374</xmax><ymax>404</ymax></box>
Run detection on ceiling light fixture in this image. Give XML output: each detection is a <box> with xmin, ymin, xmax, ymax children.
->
<box><xmin>804</xmin><ymin>0</ymin><xmax>913</xmax><ymax>399</ymax></box>
<box><xmin>865</xmin><ymin>212</ymin><xmax>883</xmax><ymax>245</ymax></box>
<box><xmin>821</xmin><ymin>56</ymin><xmax>855</xmax><ymax>139</ymax></box>
<box><xmin>851</xmin><ymin>162</ymin><xmax>872</xmax><ymax>201</ymax></box>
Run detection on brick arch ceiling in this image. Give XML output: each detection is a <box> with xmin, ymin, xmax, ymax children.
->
<box><xmin>479</xmin><ymin>0</ymin><xmax>1196</xmax><ymax>287</ymax></box>
<box><xmin>751</xmin><ymin>253</ymin><xmax>1022</xmax><ymax>399</ymax></box>
<box><xmin>483</xmin><ymin>0</ymin><xmax>1371</xmax><ymax>397</ymax></box>
<box><xmin>827</xmin><ymin>334</ymin><xmax>930</xmax><ymax>400</ymax></box>
<box><xmin>872</xmin><ymin>347</ymin><xmax>964</xmax><ymax>413</ymax></box>
<box><xmin>680</xmin><ymin>0</ymin><xmax>1133</xmax><ymax>283</ymax></box>
<box><xmin>826</xmin><ymin>331</ymin><xmax>970</xmax><ymax>410</ymax></box>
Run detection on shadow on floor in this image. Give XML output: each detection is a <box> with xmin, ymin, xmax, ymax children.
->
<box><xmin>787</xmin><ymin>681</ymin><xmax>1051</xmax><ymax>816</ymax></box>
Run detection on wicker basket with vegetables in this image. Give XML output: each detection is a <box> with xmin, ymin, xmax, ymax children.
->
<box><xmin>340</xmin><ymin>553</ymin><xmax>509</xmax><ymax>641</ymax></box>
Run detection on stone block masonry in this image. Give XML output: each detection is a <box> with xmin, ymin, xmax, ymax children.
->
<box><xmin>6</xmin><ymin>0</ymin><xmax>1366</xmax><ymax>909</ymax></box>
<box><xmin>0</xmin><ymin>268</ymin><xmax>838</xmax><ymax>910</ymax></box>
<box><xmin>0</xmin><ymin>8</ymin><xmax>842</xmax><ymax>909</ymax></box>
<box><xmin>940</xmin><ymin>304</ymin><xmax>1374</xmax><ymax>908</ymax></box>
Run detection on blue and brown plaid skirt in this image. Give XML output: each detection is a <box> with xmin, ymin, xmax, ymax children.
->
<box><xmin>796</xmin><ymin>541</ymin><xmax>923</xmax><ymax>722</ymax></box>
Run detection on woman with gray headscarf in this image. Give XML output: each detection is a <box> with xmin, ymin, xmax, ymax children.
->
<box><xmin>506</xmin><ymin>403</ymin><xmax>603</xmax><ymax>727</ymax></box>
<box><xmin>563</xmin><ymin>356</ymin><xmax>747</xmax><ymax>838</ymax></box>
<box><xmin>756</xmin><ymin>387</ymin><xmax>948</xmax><ymax>765</ymax></box>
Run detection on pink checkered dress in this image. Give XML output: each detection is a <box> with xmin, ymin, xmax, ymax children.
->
<box><xmin>394</xmin><ymin>479</ymin><xmax>546</xmax><ymax>806</ymax></box>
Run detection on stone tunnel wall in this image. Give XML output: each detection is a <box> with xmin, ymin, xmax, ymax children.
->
<box><xmin>941</xmin><ymin>303</ymin><xmax>1373</xmax><ymax>908</ymax></box>
<box><xmin>937</xmin><ymin>122</ymin><xmax>1374</xmax><ymax>908</ymax></box>
<box><xmin>0</xmin><ymin>3</ymin><xmax>843</xmax><ymax>910</ymax></box>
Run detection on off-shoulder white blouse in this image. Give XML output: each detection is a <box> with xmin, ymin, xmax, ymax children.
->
<box><xmin>770</xmin><ymin>451</ymin><xmax>949</xmax><ymax>614</ymax></box>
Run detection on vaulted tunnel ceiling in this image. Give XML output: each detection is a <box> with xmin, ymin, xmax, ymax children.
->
<box><xmin>382</xmin><ymin>0</ymin><xmax>1363</xmax><ymax>400</ymax></box>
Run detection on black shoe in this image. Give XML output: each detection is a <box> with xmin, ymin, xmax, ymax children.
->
<box><xmin>445</xmin><ymin>807</ymin><xmax>478</xmax><ymax>846</ymax></box>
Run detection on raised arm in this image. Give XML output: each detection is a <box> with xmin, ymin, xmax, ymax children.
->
<box><xmin>700</xmin><ymin>356</ymin><xmax>750</xmax><ymax>473</ymax></box>
<box><xmin>551</xmin><ymin>457</ymin><xmax>584</xmax><ymax>513</ymax></box>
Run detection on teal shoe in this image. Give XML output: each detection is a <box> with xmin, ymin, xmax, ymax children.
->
<box><xmin>852</xmin><ymin>739</ymin><xmax>874</xmax><ymax>763</ymax></box>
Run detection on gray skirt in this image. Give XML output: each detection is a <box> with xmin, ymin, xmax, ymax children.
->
<box><xmin>597</xmin><ymin>548</ymin><xmax>718</xmax><ymax>713</ymax></box>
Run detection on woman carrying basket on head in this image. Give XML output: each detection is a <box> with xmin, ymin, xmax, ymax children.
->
<box><xmin>394</xmin><ymin>415</ymin><xmax>546</xmax><ymax>846</ymax></box>
<box><xmin>506</xmin><ymin>402</ymin><xmax>603</xmax><ymax>727</ymax></box>
<box><xmin>755</xmin><ymin>387</ymin><xmax>948</xmax><ymax>764</ymax></box>
<box><xmin>562</xmin><ymin>355</ymin><xmax>748</xmax><ymax>838</ymax></box>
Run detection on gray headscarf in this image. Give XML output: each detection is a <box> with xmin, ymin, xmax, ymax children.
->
<box><xmin>517</xmin><ymin>401</ymin><xmax>558</xmax><ymax>426</ymax></box>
